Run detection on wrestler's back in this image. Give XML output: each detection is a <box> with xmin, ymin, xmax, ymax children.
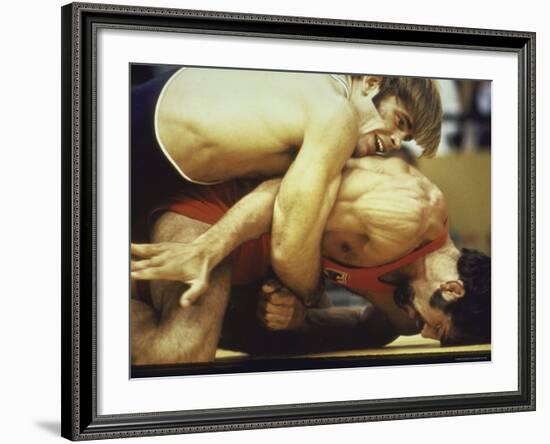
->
<box><xmin>341</xmin><ymin>157</ymin><xmax>447</xmax><ymax>231</ymax></box>
<box><xmin>327</xmin><ymin>157</ymin><xmax>448</xmax><ymax>265</ymax></box>
<box><xmin>156</xmin><ymin>68</ymin><xmax>348</xmax><ymax>182</ymax></box>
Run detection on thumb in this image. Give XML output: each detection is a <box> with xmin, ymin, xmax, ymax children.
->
<box><xmin>179</xmin><ymin>279</ymin><xmax>209</xmax><ymax>308</ymax></box>
<box><xmin>262</xmin><ymin>279</ymin><xmax>281</xmax><ymax>294</ymax></box>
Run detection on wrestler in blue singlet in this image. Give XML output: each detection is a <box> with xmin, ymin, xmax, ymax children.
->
<box><xmin>131</xmin><ymin>67</ymin><xmax>184</xmax><ymax>242</ymax></box>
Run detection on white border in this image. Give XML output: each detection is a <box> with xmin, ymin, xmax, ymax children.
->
<box><xmin>97</xmin><ymin>28</ymin><xmax>518</xmax><ymax>415</ymax></box>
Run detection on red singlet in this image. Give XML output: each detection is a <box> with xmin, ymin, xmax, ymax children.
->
<box><xmin>167</xmin><ymin>181</ymin><xmax>448</xmax><ymax>293</ymax></box>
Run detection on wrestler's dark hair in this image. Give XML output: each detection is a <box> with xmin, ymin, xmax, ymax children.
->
<box><xmin>429</xmin><ymin>248</ymin><xmax>491</xmax><ymax>346</ymax></box>
<box><xmin>371</xmin><ymin>77</ymin><xmax>442</xmax><ymax>158</ymax></box>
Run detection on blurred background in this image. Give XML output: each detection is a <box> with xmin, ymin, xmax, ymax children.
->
<box><xmin>409</xmin><ymin>78</ymin><xmax>491</xmax><ymax>256</ymax></box>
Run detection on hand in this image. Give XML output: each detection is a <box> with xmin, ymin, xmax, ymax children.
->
<box><xmin>131</xmin><ymin>241</ymin><xmax>213</xmax><ymax>308</ymax></box>
<box><xmin>257</xmin><ymin>279</ymin><xmax>306</xmax><ymax>331</ymax></box>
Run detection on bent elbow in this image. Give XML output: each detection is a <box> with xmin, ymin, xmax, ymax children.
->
<box><xmin>271</xmin><ymin>238</ymin><xmax>294</xmax><ymax>269</ymax></box>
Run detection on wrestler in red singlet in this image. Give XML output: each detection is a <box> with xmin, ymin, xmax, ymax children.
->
<box><xmin>166</xmin><ymin>180</ymin><xmax>448</xmax><ymax>293</ymax></box>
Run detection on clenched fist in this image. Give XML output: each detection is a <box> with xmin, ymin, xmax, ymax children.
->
<box><xmin>256</xmin><ymin>279</ymin><xmax>306</xmax><ymax>331</ymax></box>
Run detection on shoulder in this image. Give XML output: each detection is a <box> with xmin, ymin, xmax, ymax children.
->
<box><xmin>358</xmin><ymin>164</ymin><xmax>446</xmax><ymax>231</ymax></box>
<box><xmin>392</xmin><ymin>171</ymin><xmax>447</xmax><ymax>239</ymax></box>
<box><xmin>306</xmin><ymin>92</ymin><xmax>356</xmax><ymax>121</ymax></box>
<box><xmin>304</xmin><ymin>97</ymin><xmax>357</xmax><ymax>144</ymax></box>
<box><xmin>299</xmin><ymin>75</ymin><xmax>356</xmax><ymax>122</ymax></box>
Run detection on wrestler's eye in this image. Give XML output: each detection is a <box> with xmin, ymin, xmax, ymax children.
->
<box><xmin>396</xmin><ymin>114</ymin><xmax>413</xmax><ymax>141</ymax></box>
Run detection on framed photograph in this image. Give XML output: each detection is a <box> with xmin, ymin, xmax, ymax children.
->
<box><xmin>61</xmin><ymin>2</ymin><xmax>535</xmax><ymax>440</ymax></box>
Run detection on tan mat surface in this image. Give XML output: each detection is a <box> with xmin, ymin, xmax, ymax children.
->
<box><xmin>214</xmin><ymin>334</ymin><xmax>490</xmax><ymax>360</ymax></box>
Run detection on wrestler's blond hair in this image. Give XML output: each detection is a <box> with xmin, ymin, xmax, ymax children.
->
<box><xmin>372</xmin><ymin>76</ymin><xmax>442</xmax><ymax>157</ymax></box>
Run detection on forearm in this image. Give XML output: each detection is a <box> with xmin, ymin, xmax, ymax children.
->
<box><xmin>194</xmin><ymin>179</ymin><xmax>281</xmax><ymax>268</ymax></box>
<box><xmin>131</xmin><ymin>181</ymin><xmax>282</xmax><ymax>289</ymax></box>
<box><xmin>270</xmin><ymin>108</ymin><xmax>355</xmax><ymax>300</ymax></box>
<box><xmin>295</xmin><ymin>303</ymin><xmax>399</xmax><ymax>352</ymax></box>
<box><xmin>271</xmin><ymin>172</ymin><xmax>342</xmax><ymax>301</ymax></box>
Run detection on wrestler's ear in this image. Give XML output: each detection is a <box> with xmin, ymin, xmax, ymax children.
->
<box><xmin>439</xmin><ymin>280</ymin><xmax>465</xmax><ymax>302</ymax></box>
<box><xmin>362</xmin><ymin>76</ymin><xmax>383</xmax><ymax>96</ymax></box>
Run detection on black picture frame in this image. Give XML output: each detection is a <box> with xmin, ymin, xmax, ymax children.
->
<box><xmin>61</xmin><ymin>2</ymin><xmax>536</xmax><ymax>440</ymax></box>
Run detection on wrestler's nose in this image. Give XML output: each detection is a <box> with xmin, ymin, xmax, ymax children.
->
<box><xmin>389</xmin><ymin>134</ymin><xmax>402</xmax><ymax>151</ymax></box>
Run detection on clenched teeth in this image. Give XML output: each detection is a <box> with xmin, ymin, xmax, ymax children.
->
<box><xmin>375</xmin><ymin>136</ymin><xmax>384</xmax><ymax>153</ymax></box>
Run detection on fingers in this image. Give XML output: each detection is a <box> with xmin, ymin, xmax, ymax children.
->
<box><xmin>130</xmin><ymin>243</ymin><xmax>168</xmax><ymax>279</ymax></box>
<box><xmin>260</xmin><ymin>281</ymin><xmax>295</xmax><ymax>304</ymax></box>
<box><xmin>266</xmin><ymin>289</ymin><xmax>295</xmax><ymax>306</ymax></box>
<box><xmin>264</xmin><ymin>313</ymin><xmax>289</xmax><ymax>324</ymax></box>
<box><xmin>256</xmin><ymin>293</ymin><xmax>294</xmax><ymax>330</ymax></box>
<box><xmin>131</xmin><ymin>256</ymin><xmax>164</xmax><ymax>272</ymax></box>
<box><xmin>258</xmin><ymin>281</ymin><xmax>296</xmax><ymax>329</ymax></box>
<box><xmin>131</xmin><ymin>242</ymin><xmax>165</xmax><ymax>258</ymax></box>
<box><xmin>263</xmin><ymin>301</ymin><xmax>293</xmax><ymax>316</ymax></box>
<box><xmin>261</xmin><ymin>279</ymin><xmax>282</xmax><ymax>294</ymax></box>
<box><xmin>130</xmin><ymin>258</ymin><xmax>170</xmax><ymax>280</ymax></box>
<box><xmin>264</xmin><ymin>313</ymin><xmax>290</xmax><ymax>330</ymax></box>
<box><xmin>256</xmin><ymin>304</ymin><xmax>290</xmax><ymax>330</ymax></box>
<box><xmin>131</xmin><ymin>267</ymin><xmax>164</xmax><ymax>280</ymax></box>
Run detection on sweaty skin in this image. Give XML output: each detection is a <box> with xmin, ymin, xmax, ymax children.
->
<box><xmin>154</xmin><ymin>69</ymin><xmax>414</xmax><ymax>303</ymax></box>
<box><xmin>130</xmin><ymin>157</ymin><xmax>456</xmax><ymax>363</ymax></box>
<box><xmin>157</xmin><ymin>70</ymin><xmax>390</xmax><ymax>182</ymax></box>
<box><xmin>132</xmin><ymin>157</ymin><xmax>447</xmax><ymax>304</ymax></box>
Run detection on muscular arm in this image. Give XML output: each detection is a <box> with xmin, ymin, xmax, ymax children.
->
<box><xmin>258</xmin><ymin>294</ymin><xmax>398</xmax><ymax>354</ymax></box>
<box><xmin>131</xmin><ymin>179</ymin><xmax>283</xmax><ymax>305</ymax></box>
<box><xmin>257</xmin><ymin>281</ymin><xmax>398</xmax><ymax>353</ymax></box>
<box><xmin>271</xmin><ymin>104</ymin><xmax>357</xmax><ymax>305</ymax></box>
<box><xmin>197</xmin><ymin>179</ymin><xmax>281</xmax><ymax>267</ymax></box>
<box><xmin>132</xmin><ymin>138</ymin><xmax>346</xmax><ymax>308</ymax></box>
<box><xmin>299</xmin><ymin>303</ymin><xmax>399</xmax><ymax>351</ymax></box>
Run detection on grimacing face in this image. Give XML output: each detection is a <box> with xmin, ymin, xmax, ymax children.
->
<box><xmin>395</xmin><ymin>277</ymin><xmax>460</xmax><ymax>343</ymax></box>
<box><xmin>321</xmin><ymin>228</ymin><xmax>462</xmax><ymax>344</ymax></box>
<box><xmin>396</xmin><ymin>245</ymin><xmax>464</xmax><ymax>342</ymax></box>
<box><xmin>353</xmin><ymin>95</ymin><xmax>414</xmax><ymax>158</ymax></box>
<box><xmin>322</xmin><ymin>232</ymin><xmax>452</xmax><ymax>342</ymax></box>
